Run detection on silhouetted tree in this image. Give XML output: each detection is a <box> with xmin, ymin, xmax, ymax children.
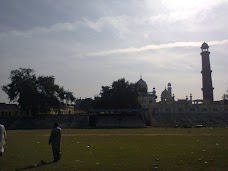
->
<box><xmin>76</xmin><ymin>98</ymin><xmax>93</xmax><ymax>111</ymax></box>
<box><xmin>93</xmin><ymin>78</ymin><xmax>141</xmax><ymax>109</ymax></box>
<box><xmin>222</xmin><ymin>89</ymin><xmax>228</xmax><ymax>100</ymax></box>
<box><xmin>2</xmin><ymin>68</ymin><xmax>76</xmax><ymax>115</ymax></box>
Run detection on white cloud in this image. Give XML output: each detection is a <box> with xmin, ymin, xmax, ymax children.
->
<box><xmin>86</xmin><ymin>39</ymin><xmax>228</xmax><ymax>56</ymax></box>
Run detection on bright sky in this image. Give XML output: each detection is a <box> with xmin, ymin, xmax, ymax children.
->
<box><xmin>0</xmin><ymin>0</ymin><xmax>228</xmax><ymax>102</ymax></box>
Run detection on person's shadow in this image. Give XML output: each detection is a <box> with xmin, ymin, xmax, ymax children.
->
<box><xmin>15</xmin><ymin>160</ymin><xmax>55</xmax><ymax>170</ymax></box>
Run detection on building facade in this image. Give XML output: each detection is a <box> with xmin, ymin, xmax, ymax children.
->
<box><xmin>136</xmin><ymin>77</ymin><xmax>157</xmax><ymax>109</ymax></box>
<box><xmin>0</xmin><ymin>102</ymin><xmax>75</xmax><ymax>117</ymax></box>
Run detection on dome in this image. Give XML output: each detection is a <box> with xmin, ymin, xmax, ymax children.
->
<box><xmin>201</xmin><ymin>42</ymin><xmax>209</xmax><ymax>49</ymax></box>
<box><xmin>136</xmin><ymin>78</ymin><xmax>148</xmax><ymax>94</ymax></box>
<box><xmin>136</xmin><ymin>78</ymin><xmax>147</xmax><ymax>88</ymax></box>
<box><xmin>161</xmin><ymin>88</ymin><xmax>169</xmax><ymax>97</ymax></box>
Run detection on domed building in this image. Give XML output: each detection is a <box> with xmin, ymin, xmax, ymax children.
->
<box><xmin>161</xmin><ymin>88</ymin><xmax>169</xmax><ymax>101</ymax></box>
<box><xmin>161</xmin><ymin>83</ymin><xmax>175</xmax><ymax>102</ymax></box>
<box><xmin>136</xmin><ymin>76</ymin><xmax>157</xmax><ymax>108</ymax></box>
<box><xmin>136</xmin><ymin>76</ymin><xmax>148</xmax><ymax>95</ymax></box>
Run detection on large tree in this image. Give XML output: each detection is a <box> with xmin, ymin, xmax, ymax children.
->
<box><xmin>93</xmin><ymin>78</ymin><xmax>141</xmax><ymax>109</ymax></box>
<box><xmin>2</xmin><ymin>68</ymin><xmax>76</xmax><ymax>115</ymax></box>
<box><xmin>222</xmin><ymin>89</ymin><xmax>228</xmax><ymax>100</ymax></box>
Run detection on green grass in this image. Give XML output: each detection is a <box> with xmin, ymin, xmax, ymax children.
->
<box><xmin>0</xmin><ymin>128</ymin><xmax>227</xmax><ymax>171</ymax></box>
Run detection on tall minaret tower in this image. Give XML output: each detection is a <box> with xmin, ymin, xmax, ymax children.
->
<box><xmin>200</xmin><ymin>42</ymin><xmax>214</xmax><ymax>101</ymax></box>
<box><xmin>167</xmin><ymin>83</ymin><xmax>172</xmax><ymax>97</ymax></box>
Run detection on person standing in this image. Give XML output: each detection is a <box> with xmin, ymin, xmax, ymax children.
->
<box><xmin>49</xmin><ymin>123</ymin><xmax>62</xmax><ymax>162</ymax></box>
<box><xmin>0</xmin><ymin>124</ymin><xmax>7</xmax><ymax>156</ymax></box>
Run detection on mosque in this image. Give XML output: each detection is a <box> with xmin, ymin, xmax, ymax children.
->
<box><xmin>136</xmin><ymin>42</ymin><xmax>228</xmax><ymax>116</ymax></box>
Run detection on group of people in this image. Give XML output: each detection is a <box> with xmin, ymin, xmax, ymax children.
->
<box><xmin>0</xmin><ymin>123</ymin><xmax>62</xmax><ymax>162</ymax></box>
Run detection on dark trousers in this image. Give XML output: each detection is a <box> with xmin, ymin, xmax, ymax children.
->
<box><xmin>52</xmin><ymin>145</ymin><xmax>61</xmax><ymax>161</ymax></box>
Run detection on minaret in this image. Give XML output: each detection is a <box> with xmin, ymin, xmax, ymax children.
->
<box><xmin>200</xmin><ymin>42</ymin><xmax>214</xmax><ymax>101</ymax></box>
<box><xmin>167</xmin><ymin>83</ymin><xmax>172</xmax><ymax>97</ymax></box>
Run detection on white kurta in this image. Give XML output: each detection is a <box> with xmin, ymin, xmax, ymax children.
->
<box><xmin>0</xmin><ymin>124</ymin><xmax>6</xmax><ymax>153</ymax></box>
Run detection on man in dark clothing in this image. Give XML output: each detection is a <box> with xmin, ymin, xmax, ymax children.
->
<box><xmin>49</xmin><ymin>123</ymin><xmax>62</xmax><ymax>162</ymax></box>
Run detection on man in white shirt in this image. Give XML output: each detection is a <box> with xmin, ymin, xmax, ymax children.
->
<box><xmin>0</xmin><ymin>124</ymin><xmax>7</xmax><ymax>156</ymax></box>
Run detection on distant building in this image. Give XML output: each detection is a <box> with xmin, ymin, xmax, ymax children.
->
<box><xmin>136</xmin><ymin>76</ymin><xmax>157</xmax><ymax>109</ymax></box>
<box><xmin>136</xmin><ymin>76</ymin><xmax>148</xmax><ymax>95</ymax></box>
<box><xmin>137</xmin><ymin>42</ymin><xmax>228</xmax><ymax>117</ymax></box>
<box><xmin>0</xmin><ymin>102</ymin><xmax>75</xmax><ymax>117</ymax></box>
<box><xmin>0</xmin><ymin>103</ymin><xmax>20</xmax><ymax>117</ymax></box>
<box><xmin>49</xmin><ymin>104</ymin><xmax>75</xmax><ymax>115</ymax></box>
<box><xmin>201</xmin><ymin>42</ymin><xmax>214</xmax><ymax>102</ymax></box>
<box><xmin>160</xmin><ymin>83</ymin><xmax>175</xmax><ymax>103</ymax></box>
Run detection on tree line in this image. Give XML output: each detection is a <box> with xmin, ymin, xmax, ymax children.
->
<box><xmin>2</xmin><ymin>68</ymin><xmax>143</xmax><ymax>115</ymax></box>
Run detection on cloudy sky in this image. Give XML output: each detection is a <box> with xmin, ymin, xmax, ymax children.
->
<box><xmin>0</xmin><ymin>0</ymin><xmax>228</xmax><ymax>102</ymax></box>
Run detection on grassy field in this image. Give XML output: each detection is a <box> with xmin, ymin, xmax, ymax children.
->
<box><xmin>0</xmin><ymin>128</ymin><xmax>227</xmax><ymax>171</ymax></box>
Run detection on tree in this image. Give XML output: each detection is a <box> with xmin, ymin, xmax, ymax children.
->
<box><xmin>57</xmin><ymin>86</ymin><xmax>75</xmax><ymax>105</ymax></box>
<box><xmin>2</xmin><ymin>68</ymin><xmax>76</xmax><ymax>115</ymax></box>
<box><xmin>222</xmin><ymin>89</ymin><xmax>228</xmax><ymax>100</ymax></box>
<box><xmin>75</xmin><ymin>98</ymin><xmax>93</xmax><ymax>111</ymax></box>
<box><xmin>36</xmin><ymin>76</ymin><xmax>60</xmax><ymax>112</ymax></box>
<box><xmin>93</xmin><ymin>78</ymin><xmax>141</xmax><ymax>109</ymax></box>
